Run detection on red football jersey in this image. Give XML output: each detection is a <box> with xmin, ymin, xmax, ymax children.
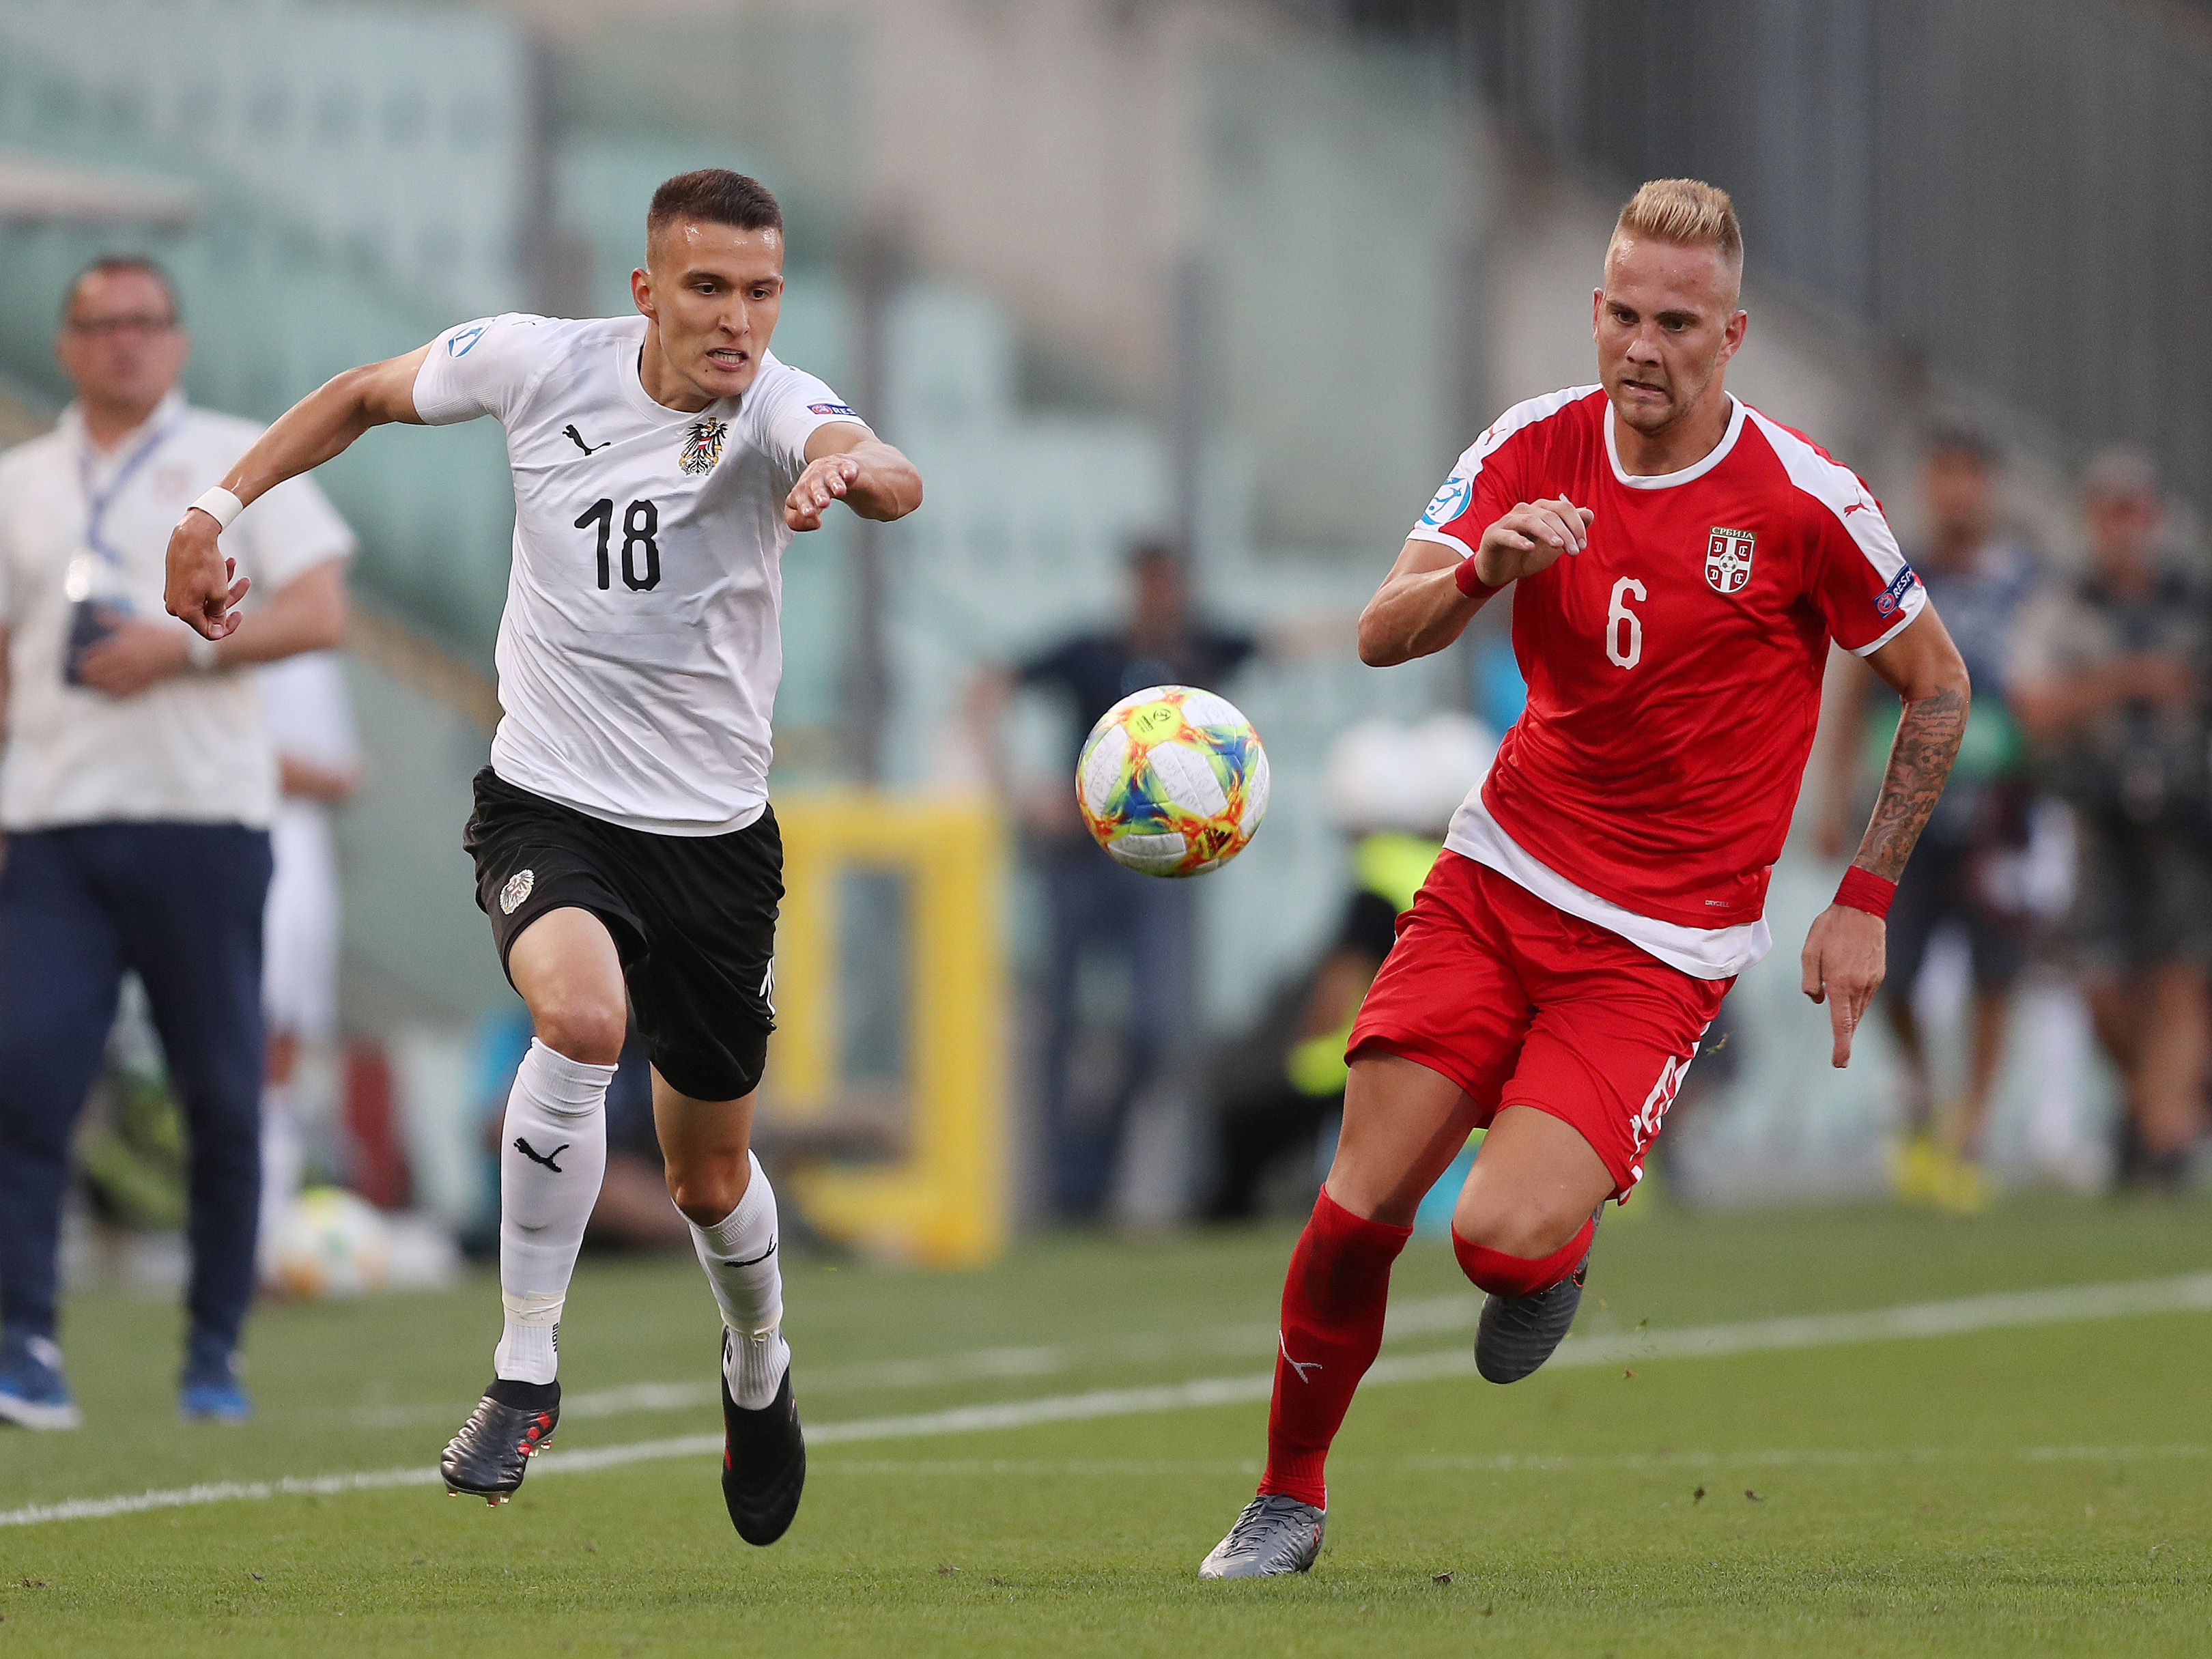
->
<box><xmin>1411</xmin><ymin>386</ymin><xmax>1923</xmax><ymax>933</ymax></box>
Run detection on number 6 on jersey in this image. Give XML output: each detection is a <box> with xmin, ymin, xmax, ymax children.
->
<box><xmin>1606</xmin><ymin>576</ymin><xmax>1645</xmax><ymax>670</ymax></box>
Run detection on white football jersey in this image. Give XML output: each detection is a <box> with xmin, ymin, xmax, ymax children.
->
<box><xmin>412</xmin><ymin>313</ymin><xmax>866</xmax><ymax>834</ymax></box>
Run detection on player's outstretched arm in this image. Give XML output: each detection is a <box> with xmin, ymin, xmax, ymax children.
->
<box><xmin>1358</xmin><ymin>498</ymin><xmax>1592</xmax><ymax>667</ymax></box>
<box><xmin>786</xmin><ymin>424</ymin><xmax>922</xmax><ymax>532</ymax></box>
<box><xmin>1800</xmin><ymin>608</ymin><xmax>1970</xmax><ymax>1068</ymax></box>
<box><xmin>165</xmin><ymin>345</ymin><xmax>432</xmax><ymax>638</ymax></box>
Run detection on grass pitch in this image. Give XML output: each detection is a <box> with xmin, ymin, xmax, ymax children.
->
<box><xmin>3</xmin><ymin>1195</ymin><xmax>2209</xmax><ymax>1656</ymax></box>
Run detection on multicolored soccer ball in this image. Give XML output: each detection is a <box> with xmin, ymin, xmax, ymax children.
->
<box><xmin>1077</xmin><ymin>685</ymin><xmax>1269</xmax><ymax>877</ymax></box>
<box><xmin>269</xmin><ymin>1187</ymin><xmax>392</xmax><ymax>1300</ymax></box>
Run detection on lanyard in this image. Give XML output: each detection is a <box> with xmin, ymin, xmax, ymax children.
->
<box><xmin>77</xmin><ymin>412</ymin><xmax>182</xmax><ymax>567</ymax></box>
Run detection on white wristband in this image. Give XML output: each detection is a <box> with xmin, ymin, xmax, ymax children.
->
<box><xmin>188</xmin><ymin>487</ymin><xmax>244</xmax><ymax>530</ymax></box>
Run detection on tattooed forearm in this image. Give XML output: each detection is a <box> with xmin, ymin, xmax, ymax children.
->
<box><xmin>1853</xmin><ymin>685</ymin><xmax>1968</xmax><ymax>881</ymax></box>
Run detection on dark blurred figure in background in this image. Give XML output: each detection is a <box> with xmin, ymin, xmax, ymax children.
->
<box><xmin>1204</xmin><ymin>715</ymin><xmax>1492</xmax><ymax>1221</ymax></box>
<box><xmin>2010</xmin><ymin>447</ymin><xmax>2210</xmax><ymax>1190</ymax></box>
<box><xmin>976</xmin><ymin>542</ymin><xmax>1256</xmax><ymax>1221</ymax></box>
<box><xmin>1819</xmin><ymin>427</ymin><xmax>2043</xmax><ymax>1213</ymax></box>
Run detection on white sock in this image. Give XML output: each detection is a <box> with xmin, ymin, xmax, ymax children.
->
<box><xmin>256</xmin><ymin>1080</ymin><xmax>302</xmax><ymax>1279</ymax></box>
<box><xmin>690</xmin><ymin>1151</ymin><xmax>791</xmax><ymax>1409</ymax></box>
<box><xmin>492</xmin><ymin>1039</ymin><xmax>613</xmax><ymax>1385</ymax></box>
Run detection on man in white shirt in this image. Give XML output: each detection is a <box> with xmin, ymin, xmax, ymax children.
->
<box><xmin>165</xmin><ymin>171</ymin><xmax>921</xmax><ymax>1541</ymax></box>
<box><xmin>255</xmin><ymin>650</ymin><xmax>363</xmax><ymax>1278</ymax></box>
<box><xmin>0</xmin><ymin>257</ymin><xmax>352</xmax><ymax>1430</ymax></box>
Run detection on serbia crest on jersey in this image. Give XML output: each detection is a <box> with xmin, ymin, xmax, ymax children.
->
<box><xmin>1704</xmin><ymin>526</ymin><xmax>1755</xmax><ymax>593</ymax></box>
<box><xmin>1408</xmin><ymin>387</ymin><xmax>1924</xmax><ymax>972</ymax></box>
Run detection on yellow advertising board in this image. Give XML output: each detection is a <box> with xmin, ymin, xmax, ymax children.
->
<box><xmin>767</xmin><ymin>791</ymin><xmax>1008</xmax><ymax>1265</ymax></box>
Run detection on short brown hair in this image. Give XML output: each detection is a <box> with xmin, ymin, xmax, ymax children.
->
<box><xmin>61</xmin><ymin>255</ymin><xmax>179</xmax><ymax>323</ymax></box>
<box><xmin>647</xmin><ymin>169</ymin><xmax>783</xmax><ymax>246</ymax></box>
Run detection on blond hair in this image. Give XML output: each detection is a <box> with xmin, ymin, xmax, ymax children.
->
<box><xmin>1615</xmin><ymin>178</ymin><xmax>1742</xmax><ymax>258</ymax></box>
<box><xmin>1611</xmin><ymin>181</ymin><xmax>1745</xmax><ymax>310</ymax></box>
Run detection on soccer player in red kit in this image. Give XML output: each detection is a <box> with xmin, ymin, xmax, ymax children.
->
<box><xmin>1200</xmin><ymin>179</ymin><xmax>1969</xmax><ymax>1578</ymax></box>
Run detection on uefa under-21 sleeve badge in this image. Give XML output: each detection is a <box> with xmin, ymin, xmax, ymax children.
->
<box><xmin>1704</xmin><ymin>526</ymin><xmax>1755</xmax><ymax>594</ymax></box>
<box><xmin>680</xmin><ymin>417</ymin><xmax>729</xmax><ymax>476</ymax></box>
<box><xmin>1421</xmin><ymin>474</ymin><xmax>1473</xmax><ymax>528</ymax></box>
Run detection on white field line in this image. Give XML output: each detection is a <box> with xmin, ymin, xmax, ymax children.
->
<box><xmin>349</xmin><ymin>1293</ymin><xmax>1485</xmax><ymax>1428</ymax></box>
<box><xmin>10</xmin><ymin>1271</ymin><xmax>2209</xmax><ymax>1530</ymax></box>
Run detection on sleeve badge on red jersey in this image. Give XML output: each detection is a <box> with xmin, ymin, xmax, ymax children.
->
<box><xmin>1704</xmin><ymin>526</ymin><xmax>1756</xmax><ymax>594</ymax></box>
<box><xmin>1875</xmin><ymin>565</ymin><xmax>1920</xmax><ymax>616</ymax></box>
<box><xmin>1421</xmin><ymin>474</ymin><xmax>1473</xmax><ymax>527</ymax></box>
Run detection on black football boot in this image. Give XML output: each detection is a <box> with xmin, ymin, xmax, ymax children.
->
<box><xmin>440</xmin><ymin>1379</ymin><xmax>560</xmax><ymax>1505</ymax></box>
<box><xmin>719</xmin><ymin>1329</ymin><xmax>806</xmax><ymax>1544</ymax></box>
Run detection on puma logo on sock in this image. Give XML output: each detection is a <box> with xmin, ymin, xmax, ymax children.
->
<box><xmin>733</xmin><ymin>1236</ymin><xmax>778</xmax><ymax>1267</ymax></box>
<box><xmin>1279</xmin><ymin>1332</ymin><xmax>1323</xmax><ymax>1382</ymax></box>
<box><xmin>515</xmin><ymin>1137</ymin><xmax>570</xmax><ymax>1172</ymax></box>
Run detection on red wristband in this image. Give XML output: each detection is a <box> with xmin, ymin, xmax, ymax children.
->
<box><xmin>1454</xmin><ymin>555</ymin><xmax>1495</xmax><ymax>596</ymax></box>
<box><xmin>1834</xmin><ymin>866</ymin><xmax>1897</xmax><ymax>919</ymax></box>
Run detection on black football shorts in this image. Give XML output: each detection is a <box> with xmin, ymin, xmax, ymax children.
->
<box><xmin>463</xmin><ymin>767</ymin><xmax>781</xmax><ymax>1101</ymax></box>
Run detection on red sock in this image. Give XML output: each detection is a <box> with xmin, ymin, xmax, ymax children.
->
<box><xmin>1451</xmin><ymin>1214</ymin><xmax>1595</xmax><ymax>1297</ymax></box>
<box><xmin>1258</xmin><ymin>1189</ymin><xmax>1412</xmax><ymax>1509</ymax></box>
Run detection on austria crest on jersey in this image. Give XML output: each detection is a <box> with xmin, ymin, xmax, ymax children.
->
<box><xmin>680</xmin><ymin>417</ymin><xmax>728</xmax><ymax>477</ymax></box>
<box><xmin>1704</xmin><ymin>525</ymin><xmax>1756</xmax><ymax>595</ymax></box>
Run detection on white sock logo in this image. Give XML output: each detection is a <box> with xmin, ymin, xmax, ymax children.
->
<box><xmin>1279</xmin><ymin>1332</ymin><xmax>1323</xmax><ymax>1382</ymax></box>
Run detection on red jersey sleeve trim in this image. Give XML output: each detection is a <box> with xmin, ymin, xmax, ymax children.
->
<box><xmin>1744</xmin><ymin>407</ymin><xmax>1927</xmax><ymax>654</ymax></box>
<box><xmin>1406</xmin><ymin>384</ymin><xmax>1601</xmax><ymax>558</ymax></box>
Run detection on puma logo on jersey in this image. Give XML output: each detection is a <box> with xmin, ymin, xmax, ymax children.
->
<box><xmin>514</xmin><ymin>1137</ymin><xmax>570</xmax><ymax>1172</ymax></box>
<box><xmin>680</xmin><ymin>418</ymin><xmax>729</xmax><ymax>476</ymax></box>
<box><xmin>1843</xmin><ymin>501</ymin><xmax>1869</xmax><ymax>515</ymax></box>
<box><xmin>563</xmin><ymin>424</ymin><xmax>610</xmax><ymax>455</ymax></box>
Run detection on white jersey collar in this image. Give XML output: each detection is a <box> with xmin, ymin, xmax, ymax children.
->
<box><xmin>1604</xmin><ymin>393</ymin><xmax>1745</xmax><ymax>490</ymax></box>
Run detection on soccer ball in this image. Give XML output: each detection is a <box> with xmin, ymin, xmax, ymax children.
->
<box><xmin>269</xmin><ymin>1187</ymin><xmax>392</xmax><ymax>1300</ymax></box>
<box><xmin>1076</xmin><ymin>684</ymin><xmax>1269</xmax><ymax>877</ymax></box>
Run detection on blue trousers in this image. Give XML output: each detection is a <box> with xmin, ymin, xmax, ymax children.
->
<box><xmin>1034</xmin><ymin>839</ymin><xmax>1195</xmax><ymax>1219</ymax></box>
<box><xmin>0</xmin><ymin>823</ymin><xmax>271</xmax><ymax>1361</ymax></box>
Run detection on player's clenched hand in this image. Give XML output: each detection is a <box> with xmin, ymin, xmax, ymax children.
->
<box><xmin>1800</xmin><ymin>903</ymin><xmax>1886</xmax><ymax>1068</ymax></box>
<box><xmin>1473</xmin><ymin>497</ymin><xmax>1593</xmax><ymax>589</ymax></box>
<box><xmin>164</xmin><ymin>509</ymin><xmax>250</xmax><ymax>638</ymax></box>
<box><xmin>786</xmin><ymin>454</ymin><xmax>861</xmax><ymax>532</ymax></box>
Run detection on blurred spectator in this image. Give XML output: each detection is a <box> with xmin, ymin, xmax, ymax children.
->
<box><xmin>1818</xmin><ymin>427</ymin><xmax>2043</xmax><ymax>1212</ymax></box>
<box><xmin>0</xmin><ymin>257</ymin><xmax>352</xmax><ymax>1428</ymax></box>
<box><xmin>1204</xmin><ymin>715</ymin><xmax>1492</xmax><ymax>1221</ymax></box>
<box><xmin>2009</xmin><ymin>446</ymin><xmax>2210</xmax><ymax>1190</ymax></box>
<box><xmin>254</xmin><ymin>650</ymin><xmax>361</xmax><ymax>1284</ymax></box>
<box><xmin>974</xmin><ymin>542</ymin><xmax>1256</xmax><ymax>1221</ymax></box>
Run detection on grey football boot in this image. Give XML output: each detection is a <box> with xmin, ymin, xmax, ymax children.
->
<box><xmin>1198</xmin><ymin>1493</ymin><xmax>1325</xmax><ymax>1579</ymax></box>
<box><xmin>1473</xmin><ymin>1208</ymin><xmax>1600</xmax><ymax>1384</ymax></box>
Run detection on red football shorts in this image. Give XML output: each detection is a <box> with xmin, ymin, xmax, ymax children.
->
<box><xmin>1346</xmin><ymin>850</ymin><xmax>1732</xmax><ymax>1200</ymax></box>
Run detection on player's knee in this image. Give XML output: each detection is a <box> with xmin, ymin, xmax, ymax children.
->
<box><xmin>1450</xmin><ymin>1193</ymin><xmax>1586</xmax><ymax>1263</ymax></box>
<box><xmin>664</xmin><ymin>1157</ymin><xmax>747</xmax><ymax>1227</ymax></box>
<box><xmin>530</xmin><ymin>992</ymin><xmax>626</xmax><ymax>1068</ymax></box>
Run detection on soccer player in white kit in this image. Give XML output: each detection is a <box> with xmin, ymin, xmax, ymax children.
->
<box><xmin>165</xmin><ymin>171</ymin><xmax>922</xmax><ymax>1541</ymax></box>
